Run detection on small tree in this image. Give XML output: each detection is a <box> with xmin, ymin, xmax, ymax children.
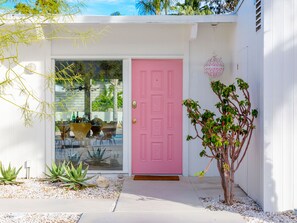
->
<box><xmin>183</xmin><ymin>78</ymin><xmax>258</xmax><ymax>205</ymax></box>
<box><xmin>0</xmin><ymin>0</ymin><xmax>105</xmax><ymax>125</ymax></box>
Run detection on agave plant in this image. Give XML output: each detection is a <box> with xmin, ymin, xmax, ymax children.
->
<box><xmin>59</xmin><ymin>162</ymin><xmax>93</xmax><ymax>190</ymax></box>
<box><xmin>0</xmin><ymin>162</ymin><xmax>22</xmax><ymax>185</ymax></box>
<box><xmin>87</xmin><ymin>147</ymin><xmax>110</xmax><ymax>164</ymax></box>
<box><xmin>68</xmin><ymin>152</ymin><xmax>81</xmax><ymax>167</ymax></box>
<box><xmin>45</xmin><ymin>161</ymin><xmax>67</xmax><ymax>183</ymax></box>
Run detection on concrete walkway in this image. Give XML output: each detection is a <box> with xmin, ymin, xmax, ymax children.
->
<box><xmin>0</xmin><ymin>177</ymin><xmax>247</xmax><ymax>222</ymax></box>
<box><xmin>80</xmin><ymin>176</ymin><xmax>247</xmax><ymax>223</ymax></box>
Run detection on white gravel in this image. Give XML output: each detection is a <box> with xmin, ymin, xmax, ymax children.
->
<box><xmin>200</xmin><ymin>197</ymin><xmax>297</xmax><ymax>223</ymax></box>
<box><xmin>0</xmin><ymin>213</ymin><xmax>81</xmax><ymax>223</ymax></box>
<box><xmin>0</xmin><ymin>177</ymin><xmax>123</xmax><ymax>222</ymax></box>
<box><xmin>0</xmin><ymin>177</ymin><xmax>123</xmax><ymax>199</ymax></box>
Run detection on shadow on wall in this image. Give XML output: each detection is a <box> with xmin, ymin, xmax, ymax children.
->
<box><xmin>0</xmin><ymin>114</ymin><xmax>46</xmax><ymax>178</ymax></box>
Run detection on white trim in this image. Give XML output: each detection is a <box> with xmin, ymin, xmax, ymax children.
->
<box><xmin>50</xmin><ymin>57</ymin><xmax>129</xmax><ymax>174</ymax></box>
<box><xmin>7</xmin><ymin>15</ymin><xmax>237</xmax><ymax>25</ymax></box>
<box><xmin>60</xmin><ymin>15</ymin><xmax>237</xmax><ymax>24</ymax></box>
<box><xmin>45</xmin><ymin>41</ymin><xmax>54</xmax><ymax>171</ymax></box>
<box><xmin>123</xmin><ymin>59</ymin><xmax>132</xmax><ymax>175</ymax></box>
<box><xmin>190</xmin><ymin>24</ymin><xmax>198</xmax><ymax>40</ymax></box>
<box><xmin>51</xmin><ymin>55</ymin><xmax>184</xmax><ymax>60</ymax></box>
<box><xmin>49</xmin><ymin>54</ymin><xmax>189</xmax><ymax>176</ymax></box>
<box><xmin>130</xmin><ymin>57</ymin><xmax>187</xmax><ymax>176</ymax></box>
<box><xmin>182</xmin><ymin>40</ymin><xmax>190</xmax><ymax>176</ymax></box>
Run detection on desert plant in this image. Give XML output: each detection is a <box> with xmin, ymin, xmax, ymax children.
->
<box><xmin>68</xmin><ymin>152</ymin><xmax>82</xmax><ymax>166</ymax></box>
<box><xmin>45</xmin><ymin>161</ymin><xmax>67</xmax><ymax>183</ymax></box>
<box><xmin>87</xmin><ymin>147</ymin><xmax>110</xmax><ymax>163</ymax></box>
<box><xmin>59</xmin><ymin>162</ymin><xmax>93</xmax><ymax>190</ymax></box>
<box><xmin>183</xmin><ymin>78</ymin><xmax>258</xmax><ymax>205</ymax></box>
<box><xmin>0</xmin><ymin>162</ymin><xmax>22</xmax><ymax>185</ymax></box>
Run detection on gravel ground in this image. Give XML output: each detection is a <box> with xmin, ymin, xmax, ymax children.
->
<box><xmin>0</xmin><ymin>213</ymin><xmax>81</xmax><ymax>223</ymax></box>
<box><xmin>0</xmin><ymin>177</ymin><xmax>123</xmax><ymax>222</ymax></box>
<box><xmin>0</xmin><ymin>177</ymin><xmax>123</xmax><ymax>199</ymax></box>
<box><xmin>200</xmin><ymin>197</ymin><xmax>297</xmax><ymax>223</ymax></box>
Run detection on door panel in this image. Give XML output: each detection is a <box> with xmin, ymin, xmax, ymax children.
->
<box><xmin>132</xmin><ymin>59</ymin><xmax>183</xmax><ymax>174</ymax></box>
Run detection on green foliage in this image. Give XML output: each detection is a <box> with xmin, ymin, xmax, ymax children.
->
<box><xmin>92</xmin><ymin>85</ymin><xmax>123</xmax><ymax>112</ymax></box>
<box><xmin>206</xmin><ymin>0</ymin><xmax>239</xmax><ymax>14</ymax></box>
<box><xmin>0</xmin><ymin>0</ymin><xmax>99</xmax><ymax>126</ymax></box>
<box><xmin>136</xmin><ymin>0</ymin><xmax>238</xmax><ymax>15</ymax></box>
<box><xmin>45</xmin><ymin>161</ymin><xmax>67</xmax><ymax>183</ymax></box>
<box><xmin>111</xmin><ymin>11</ymin><xmax>121</xmax><ymax>16</ymax></box>
<box><xmin>0</xmin><ymin>162</ymin><xmax>22</xmax><ymax>185</ymax></box>
<box><xmin>194</xmin><ymin>170</ymin><xmax>205</xmax><ymax>177</ymax></box>
<box><xmin>136</xmin><ymin>0</ymin><xmax>172</xmax><ymax>15</ymax></box>
<box><xmin>87</xmin><ymin>147</ymin><xmax>110</xmax><ymax>163</ymax></box>
<box><xmin>59</xmin><ymin>162</ymin><xmax>93</xmax><ymax>190</ymax></box>
<box><xmin>68</xmin><ymin>153</ymin><xmax>82</xmax><ymax>166</ymax></box>
<box><xmin>183</xmin><ymin>78</ymin><xmax>257</xmax><ymax>204</ymax></box>
<box><xmin>15</xmin><ymin>0</ymin><xmax>82</xmax><ymax>15</ymax></box>
<box><xmin>173</xmin><ymin>0</ymin><xmax>213</xmax><ymax>15</ymax></box>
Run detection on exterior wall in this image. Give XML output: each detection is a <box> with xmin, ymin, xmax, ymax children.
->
<box><xmin>188</xmin><ymin>23</ymin><xmax>235</xmax><ymax>176</ymax></box>
<box><xmin>236</xmin><ymin>0</ymin><xmax>297</xmax><ymax>212</ymax></box>
<box><xmin>0</xmin><ymin>42</ymin><xmax>50</xmax><ymax>178</ymax></box>
<box><xmin>0</xmin><ymin>22</ymin><xmax>235</xmax><ymax>177</ymax></box>
<box><xmin>233</xmin><ymin>0</ymin><xmax>264</xmax><ymax>209</ymax></box>
<box><xmin>262</xmin><ymin>0</ymin><xmax>297</xmax><ymax>212</ymax></box>
<box><xmin>51</xmin><ymin>24</ymin><xmax>189</xmax><ymax>57</ymax></box>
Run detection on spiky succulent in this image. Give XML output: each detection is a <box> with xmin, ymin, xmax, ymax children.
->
<box><xmin>45</xmin><ymin>161</ymin><xmax>67</xmax><ymax>183</ymax></box>
<box><xmin>59</xmin><ymin>162</ymin><xmax>93</xmax><ymax>190</ymax></box>
<box><xmin>0</xmin><ymin>162</ymin><xmax>22</xmax><ymax>185</ymax></box>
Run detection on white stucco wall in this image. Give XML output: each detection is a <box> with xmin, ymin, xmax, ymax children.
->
<box><xmin>188</xmin><ymin>23</ymin><xmax>235</xmax><ymax>176</ymax></box>
<box><xmin>0</xmin><ymin>42</ymin><xmax>50</xmax><ymax>178</ymax></box>
<box><xmin>233</xmin><ymin>0</ymin><xmax>264</xmax><ymax>209</ymax></box>
<box><xmin>262</xmin><ymin>0</ymin><xmax>297</xmax><ymax>212</ymax></box>
<box><xmin>51</xmin><ymin>24</ymin><xmax>189</xmax><ymax>57</ymax></box>
<box><xmin>236</xmin><ymin>0</ymin><xmax>297</xmax><ymax>212</ymax></box>
<box><xmin>0</xmin><ymin>21</ymin><xmax>236</xmax><ymax>177</ymax></box>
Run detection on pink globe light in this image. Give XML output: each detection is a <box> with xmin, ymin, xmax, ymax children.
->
<box><xmin>204</xmin><ymin>55</ymin><xmax>224</xmax><ymax>78</ymax></box>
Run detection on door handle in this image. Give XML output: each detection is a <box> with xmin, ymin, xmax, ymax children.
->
<box><xmin>132</xmin><ymin>118</ymin><xmax>137</xmax><ymax>124</ymax></box>
<box><xmin>132</xmin><ymin>100</ymin><xmax>137</xmax><ymax>109</ymax></box>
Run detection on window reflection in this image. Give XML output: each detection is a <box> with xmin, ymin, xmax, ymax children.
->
<box><xmin>54</xmin><ymin>60</ymin><xmax>123</xmax><ymax>171</ymax></box>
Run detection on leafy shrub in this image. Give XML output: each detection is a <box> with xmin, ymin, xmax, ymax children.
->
<box><xmin>183</xmin><ymin>78</ymin><xmax>258</xmax><ymax>205</ymax></box>
<box><xmin>45</xmin><ymin>161</ymin><xmax>66</xmax><ymax>183</ymax></box>
<box><xmin>59</xmin><ymin>162</ymin><xmax>93</xmax><ymax>190</ymax></box>
<box><xmin>0</xmin><ymin>162</ymin><xmax>22</xmax><ymax>185</ymax></box>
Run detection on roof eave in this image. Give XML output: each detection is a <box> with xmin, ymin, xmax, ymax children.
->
<box><xmin>64</xmin><ymin>15</ymin><xmax>237</xmax><ymax>24</ymax></box>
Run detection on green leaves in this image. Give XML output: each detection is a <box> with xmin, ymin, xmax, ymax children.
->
<box><xmin>87</xmin><ymin>147</ymin><xmax>110</xmax><ymax>162</ymax></box>
<box><xmin>45</xmin><ymin>161</ymin><xmax>67</xmax><ymax>183</ymax></box>
<box><xmin>0</xmin><ymin>162</ymin><xmax>22</xmax><ymax>185</ymax></box>
<box><xmin>236</xmin><ymin>78</ymin><xmax>249</xmax><ymax>90</ymax></box>
<box><xmin>45</xmin><ymin>162</ymin><xmax>93</xmax><ymax>190</ymax></box>
<box><xmin>59</xmin><ymin>162</ymin><xmax>93</xmax><ymax>191</ymax></box>
<box><xmin>194</xmin><ymin>171</ymin><xmax>205</xmax><ymax>177</ymax></box>
<box><xmin>252</xmin><ymin>109</ymin><xmax>258</xmax><ymax>118</ymax></box>
<box><xmin>183</xmin><ymin>78</ymin><xmax>258</xmax><ymax>179</ymax></box>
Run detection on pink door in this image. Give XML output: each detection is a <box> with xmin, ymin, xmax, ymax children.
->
<box><xmin>132</xmin><ymin>59</ymin><xmax>183</xmax><ymax>174</ymax></box>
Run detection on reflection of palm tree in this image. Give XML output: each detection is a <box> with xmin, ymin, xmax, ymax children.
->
<box><xmin>174</xmin><ymin>0</ymin><xmax>212</xmax><ymax>15</ymax></box>
<box><xmin>136</xmin><ymin>0</ymin><xmax>173</xmax><ymax>15</ymax></box>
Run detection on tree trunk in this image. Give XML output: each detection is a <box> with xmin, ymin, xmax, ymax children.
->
<box><xmin>112</xmin><ymin>79</ymin><xmax>118</xmax><ymax>122</ymax></box>
<box><xmin>217</xmin><ymin>160</ymin><xmax>235</xmax><ymax>205</ymax></box>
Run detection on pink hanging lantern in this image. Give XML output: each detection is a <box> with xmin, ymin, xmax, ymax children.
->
<box><xmin>204</xmin><ymin>55</ymin><xmax>224</xmax><ymax>78</ymax></box>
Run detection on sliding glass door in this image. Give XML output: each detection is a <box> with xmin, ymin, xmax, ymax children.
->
<box><xmin>54</xmin><ymin>60</ymin><xmax>123</xmax><ymax>171</ymax></box>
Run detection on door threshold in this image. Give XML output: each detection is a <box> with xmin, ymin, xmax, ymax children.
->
<box><xmin>133</xmin><ymin>175</ymin><xmax>179</xmax><ymax>181</ymax></box>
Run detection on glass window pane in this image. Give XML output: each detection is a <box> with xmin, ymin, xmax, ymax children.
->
<box><xmin>54</xmin><ymin>60</ymin><xmax>123</xmax><ymax>171</ymax></box>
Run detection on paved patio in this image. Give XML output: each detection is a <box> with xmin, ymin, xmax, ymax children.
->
<box><xmin>0</xmin><ymin>177</ymin><xmax>248</xmax><ymax>223</ymax></box>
